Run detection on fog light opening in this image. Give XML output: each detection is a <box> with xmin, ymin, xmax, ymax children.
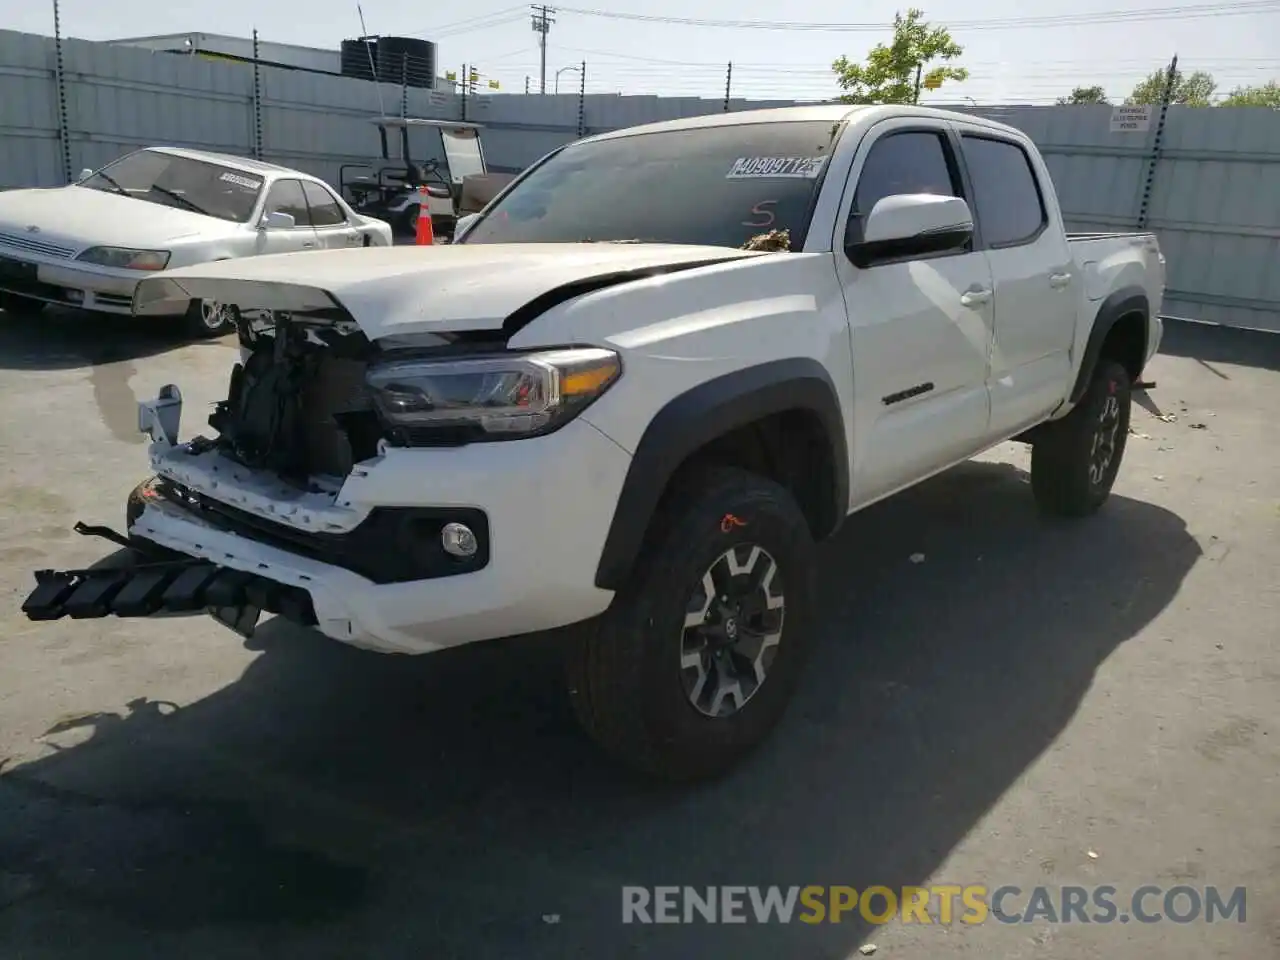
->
<box><xmin>441</xmin><ymin>521</ymin><xmax>478</xmax><ymax>558</ymax></box>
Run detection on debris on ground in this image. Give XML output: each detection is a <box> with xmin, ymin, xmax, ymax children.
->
<box><xmin>1153</xmin><ymin>475</ymin><xmax>1166</xmax><ymax>482</ymax></box>
<box><xmin>1156</xmin><ymin>413</ymin><xmax>1178</xmax><ymax>423</ymax></box>
<box><xmin>1087</xmin><ymin>850</ymin><xmax>1100</xmax><ymax>860</ymax></box>
<box><xmin>741</xmin><ymin>229</ymin><xmax>791</xmax><ymax>252</ymax></box>
<box><xmin>1129</xmin><ymin>428</ymin><xmax>1153</xmax><ymax>439</ymax></box>
<box><xmin>859</xmin><ymin>945</ymin><xmax>878</xmax><ymax>956</ymax></box>
<box><xmin>909</xmin><ymin>553</ymin><xmax>925</xmax><ymax>564</ymax></box>
<box><xmin>1189</xmin><ymin>422</ymin><xmax>1209</xmax><ymax>430</ymax></box>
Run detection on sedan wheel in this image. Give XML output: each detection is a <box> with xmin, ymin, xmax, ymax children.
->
<box><xmin>183</xmin><ymin>299</ymin><xmax>238</xmax><ymax>338</ymax></box>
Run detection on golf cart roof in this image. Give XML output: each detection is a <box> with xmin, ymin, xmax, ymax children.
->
<box><xmin>370</xmin><ymin>116</ymin><xmax>486</xmax><ymax>130</ymax></box>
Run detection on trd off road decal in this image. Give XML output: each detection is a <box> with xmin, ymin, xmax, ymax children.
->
<box><xmin>725</xmin><ymin>157</ymin><xmax>828</xmax><ymax>179</ymax></box>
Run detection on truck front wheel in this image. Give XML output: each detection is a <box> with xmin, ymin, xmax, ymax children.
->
<box><xmin>566</xmin><ymin>466</ymin><xmax>817</xmax><ymax>781</ymax></box>
<box><xmin>1030</xmin><ymin>358</ymin><xmax>1132</xmax><ymax>517</ymax></box>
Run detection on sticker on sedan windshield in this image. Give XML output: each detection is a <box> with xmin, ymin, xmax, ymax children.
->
<box><xmin>725</xmin><ymin>156</ymin><xmax>827</xmax><ymax>179</ymax></box>
<box><xmin>219</xmin><ymin>172</ymin><xmax>263</xmax><ymax>190</ymax></box>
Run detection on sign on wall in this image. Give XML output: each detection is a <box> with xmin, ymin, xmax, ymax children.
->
<box><xmin>1110</xmin><ymin>104</ymin><xmax>1152</xmax><ymax>133</ymax></box>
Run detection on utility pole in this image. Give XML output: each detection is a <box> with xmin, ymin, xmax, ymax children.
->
<box><xmin>530</xmin><ymin>4</ymin><xmax>555</xmax><ymax>94</ymax></box>
<box><xmin>723</xmin><ymin>61</ymin><xmax>732</xmax><ymax>112</ymax></box>
<box><xmin>51</xmin><ymin>0</ymin><xmax>73</xmax><ymax>182</ymax></box>
<box><xmin>913</xmin><ymin>63</ymin><xmax>922</xmax><ymax>104</ymax></box>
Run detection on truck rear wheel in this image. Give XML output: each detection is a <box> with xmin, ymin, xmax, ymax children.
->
<box><xmin>1030</xmin><ymin>358</ymin><xmax>1132</xmax><ymax>517</ymax></box>
<box><xmin>566</xmin><ymin>466</ymin><xmax>817</xmax><ymax>781</ymax></box>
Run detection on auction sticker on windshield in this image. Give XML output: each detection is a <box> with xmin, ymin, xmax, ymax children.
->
<box><xmin>726</xmin><ymin>157</ymin><xmax>828</xmax><ymax>179</ymax></box>
<box><xmin>219</xmin><ymin>171</ymin><xmax>263</xmax><ymax>190</ymax></box>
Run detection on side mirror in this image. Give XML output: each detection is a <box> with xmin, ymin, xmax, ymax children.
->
<box><xmin>260</xmin><ymin>210</ymin><xmax>296</xmax><ymax>230</ymax></box>
<box><xmin>454</xmin><ymin>212</ymin><xmax>479</xmax><ymax>240</ymax></box>
<box><xmin>845</xmin><ymin>194</ymin><xmax>973</xmax><ymax>268</ymax></box>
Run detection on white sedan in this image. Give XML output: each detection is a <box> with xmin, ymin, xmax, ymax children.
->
<box><xmin>0</xmin><ymin>147</ymin><xmax>393</xmax><ymax>337</ymax></box>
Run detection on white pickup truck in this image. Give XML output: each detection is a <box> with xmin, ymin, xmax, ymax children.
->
<box><xmin>22</xmin><ymin>105</ymin><xmax>1164</xmax><ymax>780</ymax></box>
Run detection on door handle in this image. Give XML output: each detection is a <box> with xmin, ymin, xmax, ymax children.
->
<box><xmin>960</xmin><ymin>288</ymin><xmax>992</xmax><ymax>308</ymax></box>
<box><xmin>301</xmin><ymin>242</ymin><xmax>316</xmax><ymax>249</ymax></box>
<box><xmin>1049</xmin><ymin>272</ymin><xmax>1072</xmax><ymax>288</ymax></box>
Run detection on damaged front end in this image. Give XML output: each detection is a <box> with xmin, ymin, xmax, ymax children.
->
<box><xmin>20</xmin><ymin>268</ymin><xmax>624</xmax><ymax>644</ymax></box>
<box><xmin>21</xmin><ymin>305</ymin><xmax>386</xmax><ymax>637</ymax></box>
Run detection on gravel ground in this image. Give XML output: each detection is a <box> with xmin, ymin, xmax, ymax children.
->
<box><xmin>0</xmin><ymin>310</ymin><xmax>1276</xmax><ymax>959</ymax></box>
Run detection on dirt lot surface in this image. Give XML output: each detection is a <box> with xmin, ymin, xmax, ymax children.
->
<box><xmin>1</xmin><ymin>311</ymin><xmax>1277</xmax><ymax>959</ymax></box>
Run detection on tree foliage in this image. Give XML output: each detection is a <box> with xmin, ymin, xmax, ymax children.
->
<box><xmin>1126</xmin><ymin>67</ymin><xmax>1216</xmax><ymax>107</ymax></box>
<box><xmin>1219</xmin><ymin>80</ymin><xmax>1280</xmax><ymax>108</ymax></box>
<box><xmin>1057</xmin><ymin>85</ymin><xmax>1109</xmax><ymax>105</ymax></box>
<box><xmin>832</xmin><ymin>8</ymin><xmax>968</xmax><ymax>105</ymax></box>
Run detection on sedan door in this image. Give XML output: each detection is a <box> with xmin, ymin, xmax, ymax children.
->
<box><xmin>255</xmin><ymin>179</ymin><xmax>319</xmax><ymax>254</ymax></box>
<box><xmin>832</xmin><ymin>120</ymin><xmax>996</xmax><ymax>507</ymax></box>
<box><xmin>302</xmin><ymin>181</ymin><xmax>363</xmax><ymax>249</ymax></box>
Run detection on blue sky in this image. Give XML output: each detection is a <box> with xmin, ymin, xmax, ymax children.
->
<box><xmin>7</xmin><ymin>0</ymin><xmax>1279</xmax><ymax>103</ymax></box>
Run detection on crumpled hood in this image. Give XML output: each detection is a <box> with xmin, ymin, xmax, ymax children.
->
<box><xmin>0</xmin><ymin>186</ymin><xmax>237</xmax><ymax>252</ymax></box>
<box><xmin>132</xmin><ymin>243</ymin><xmax>758</xmax><ymax>340</ymax></box>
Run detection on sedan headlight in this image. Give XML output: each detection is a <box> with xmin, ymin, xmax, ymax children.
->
<box><xmin>366</xmin><ymin>347</ymin><xmax>621</xmax><ymax>443</ymax></box>
<box><xmin>75</xmin><ymin>246</ymin><xmax>170</xmax><ymax>270</ymax></box>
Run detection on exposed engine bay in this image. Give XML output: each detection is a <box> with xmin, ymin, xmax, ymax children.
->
<box><xmin>207</xmin><ymin>310</ymin><xmax>386</xmax><ymax>485</ymax></box>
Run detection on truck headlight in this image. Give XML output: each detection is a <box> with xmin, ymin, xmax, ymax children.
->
<box><xmin>366</xmin><ymin>347</ymin><xmax>621</xmax><ymax>443</ymax></box>
<box><xmin>76</xmin><ymin>247</ymin><xmax>171</xmax><ymax>270</ymax></box>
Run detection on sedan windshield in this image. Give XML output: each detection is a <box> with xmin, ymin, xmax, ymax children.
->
<box><xmin>78</xmin><ymin>150</ymin><xmax>265</xmax><ymax>223</ymax></box>
<box><xmin>461</xmin><ymin>120</ymin><xmax>842</xmax><ymax>250</ymax></box>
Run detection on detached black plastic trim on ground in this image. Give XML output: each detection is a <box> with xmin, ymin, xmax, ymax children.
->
<box><xmin>21</xmin><ymin>555</ymin><xmax>317</xmax><ymax>626</ymax></box>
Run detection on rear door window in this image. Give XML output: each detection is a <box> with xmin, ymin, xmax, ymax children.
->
<box><xmin>264</xmin><ymin>179</ymin><xmax>311</xmax><ymax>226</ymax></box>
<box><xmin>302</xmin><ymin>181</ymin><xmax>347</xmax><ymax>226</ymax></box>
<box><xmin>959</xmin><ymin>135</ymin><xmax>1047</xmax><ymax>247</ymax></box>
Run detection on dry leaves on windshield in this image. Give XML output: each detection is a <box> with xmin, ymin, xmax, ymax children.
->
<box><xmin>741</xmin><ymin>229</ymin><xmax>791</xmax><ymax>252</ymax></box>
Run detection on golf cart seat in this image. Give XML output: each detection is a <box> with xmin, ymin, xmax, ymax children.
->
<box><xmin>459</xmin><ymin>173</ymin><xmax>516</xmax><ymax>215</ymax></box>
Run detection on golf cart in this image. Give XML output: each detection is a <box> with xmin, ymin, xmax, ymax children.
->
<box><xmin>338</xmin><ymin>117</ymin><xmax>515</xmax><ymax>242</ymax></box>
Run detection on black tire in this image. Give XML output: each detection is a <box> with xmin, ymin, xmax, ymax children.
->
<box><xmin>566</xmin><ymin>466</ymin><xmax>817</xmax><ymax>781</ymax></box>
<box><xmin>182</xmin><ymin>299</ymin><xmax>237</xmax><ymax>339</ymax></box>
<box><xmin>1030</xmin><ymin>358</ymin><xmax>1132</xmax><ymax>517</ymax></box>
<box><xmin>0</xmin><ymin>292</ymin><xmax>47</xmax><ymax>316</ymax></box>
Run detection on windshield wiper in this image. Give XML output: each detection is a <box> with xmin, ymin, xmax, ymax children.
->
<box><xmin>85</xmin><ymin>172</ymin><xmax>129</xmax><ymax>197</ymax></box>
<box><xmin>147</xmin><ymin>185</ymin><xmax>212</xmax><ymax>217</ymax></box>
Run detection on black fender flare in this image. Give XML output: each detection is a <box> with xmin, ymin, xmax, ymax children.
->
<box><xmin>1069</xmin><ymin>285</ymin><xmax>1150</xmax><ymax>404</ymax></box>
<box><xmin>593</xmin><ymin>357</ymin><xmax>849</xmax><ymax>591</ymax></box>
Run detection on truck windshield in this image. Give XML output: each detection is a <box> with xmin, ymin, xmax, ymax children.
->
<box><xmin>461</xmin><ymin>120</ymin><xmax>841</xmax><ymax>250</ymax></box>
<box><xmin>77</xmin><ymin>149</ymin><xmax>265</xmax><ymax>223</ymax></box>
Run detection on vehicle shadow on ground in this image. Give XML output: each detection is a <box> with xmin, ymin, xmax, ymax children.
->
<box><xmin>0</xmin><ymin>459</ymin><xmax>1200</xmax><ymax>959</ymax></box>
<box><xmin>1157</xmin><ymin>317</ymin><xmax>1280</xmax><ymax>375</ymax></box>
<box><xmin>0</xmin><ymin>308</ymin><xmax>221</xmax><ymax>373</ymax></box>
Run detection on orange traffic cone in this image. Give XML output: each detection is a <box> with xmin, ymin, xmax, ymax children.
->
<box><xmin>415</xmin><ymin>186</ymin><xmax>434</xmax><ymax>246</ymax></box>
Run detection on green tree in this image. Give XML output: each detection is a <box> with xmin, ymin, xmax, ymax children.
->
<box><xmin>1057</xmin><ymin>85</ymin><xmax>1109</xmax><ymax>105</ymax></box>
<box><xmin>1126</xmin><ymin>67</ymin><xmax>1216</xmax><ymax>106</ymax></box>
<box><xmin>1219</xmin><ymin>80</ymin><xmax>1280</xmax><ymax>107</ymax></box>
<box><xmin>832</xmin><ymin>8</ymin><xmax>968</xmax><ymax>105</ymax></box>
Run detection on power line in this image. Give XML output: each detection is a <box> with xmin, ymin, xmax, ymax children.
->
<box><xmin>433</xmin><ymin>12</ymin><xmax>528</xmax><ymax>39</ymax></box>
<box><xmin>555</xmin><ymin>1</ymin><xmax>1280</xmax><ymax>32</ymax></box>
<box><xmin>406</xmin><ymin>6</ymin><xmax>526</xmax><ymax>37</ymax></box>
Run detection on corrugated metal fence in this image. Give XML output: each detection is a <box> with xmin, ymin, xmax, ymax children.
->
<box><xmin>2</xmin><ymin>28</ymin><xmax>1278</xmax><ymax>332</ymax></box>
